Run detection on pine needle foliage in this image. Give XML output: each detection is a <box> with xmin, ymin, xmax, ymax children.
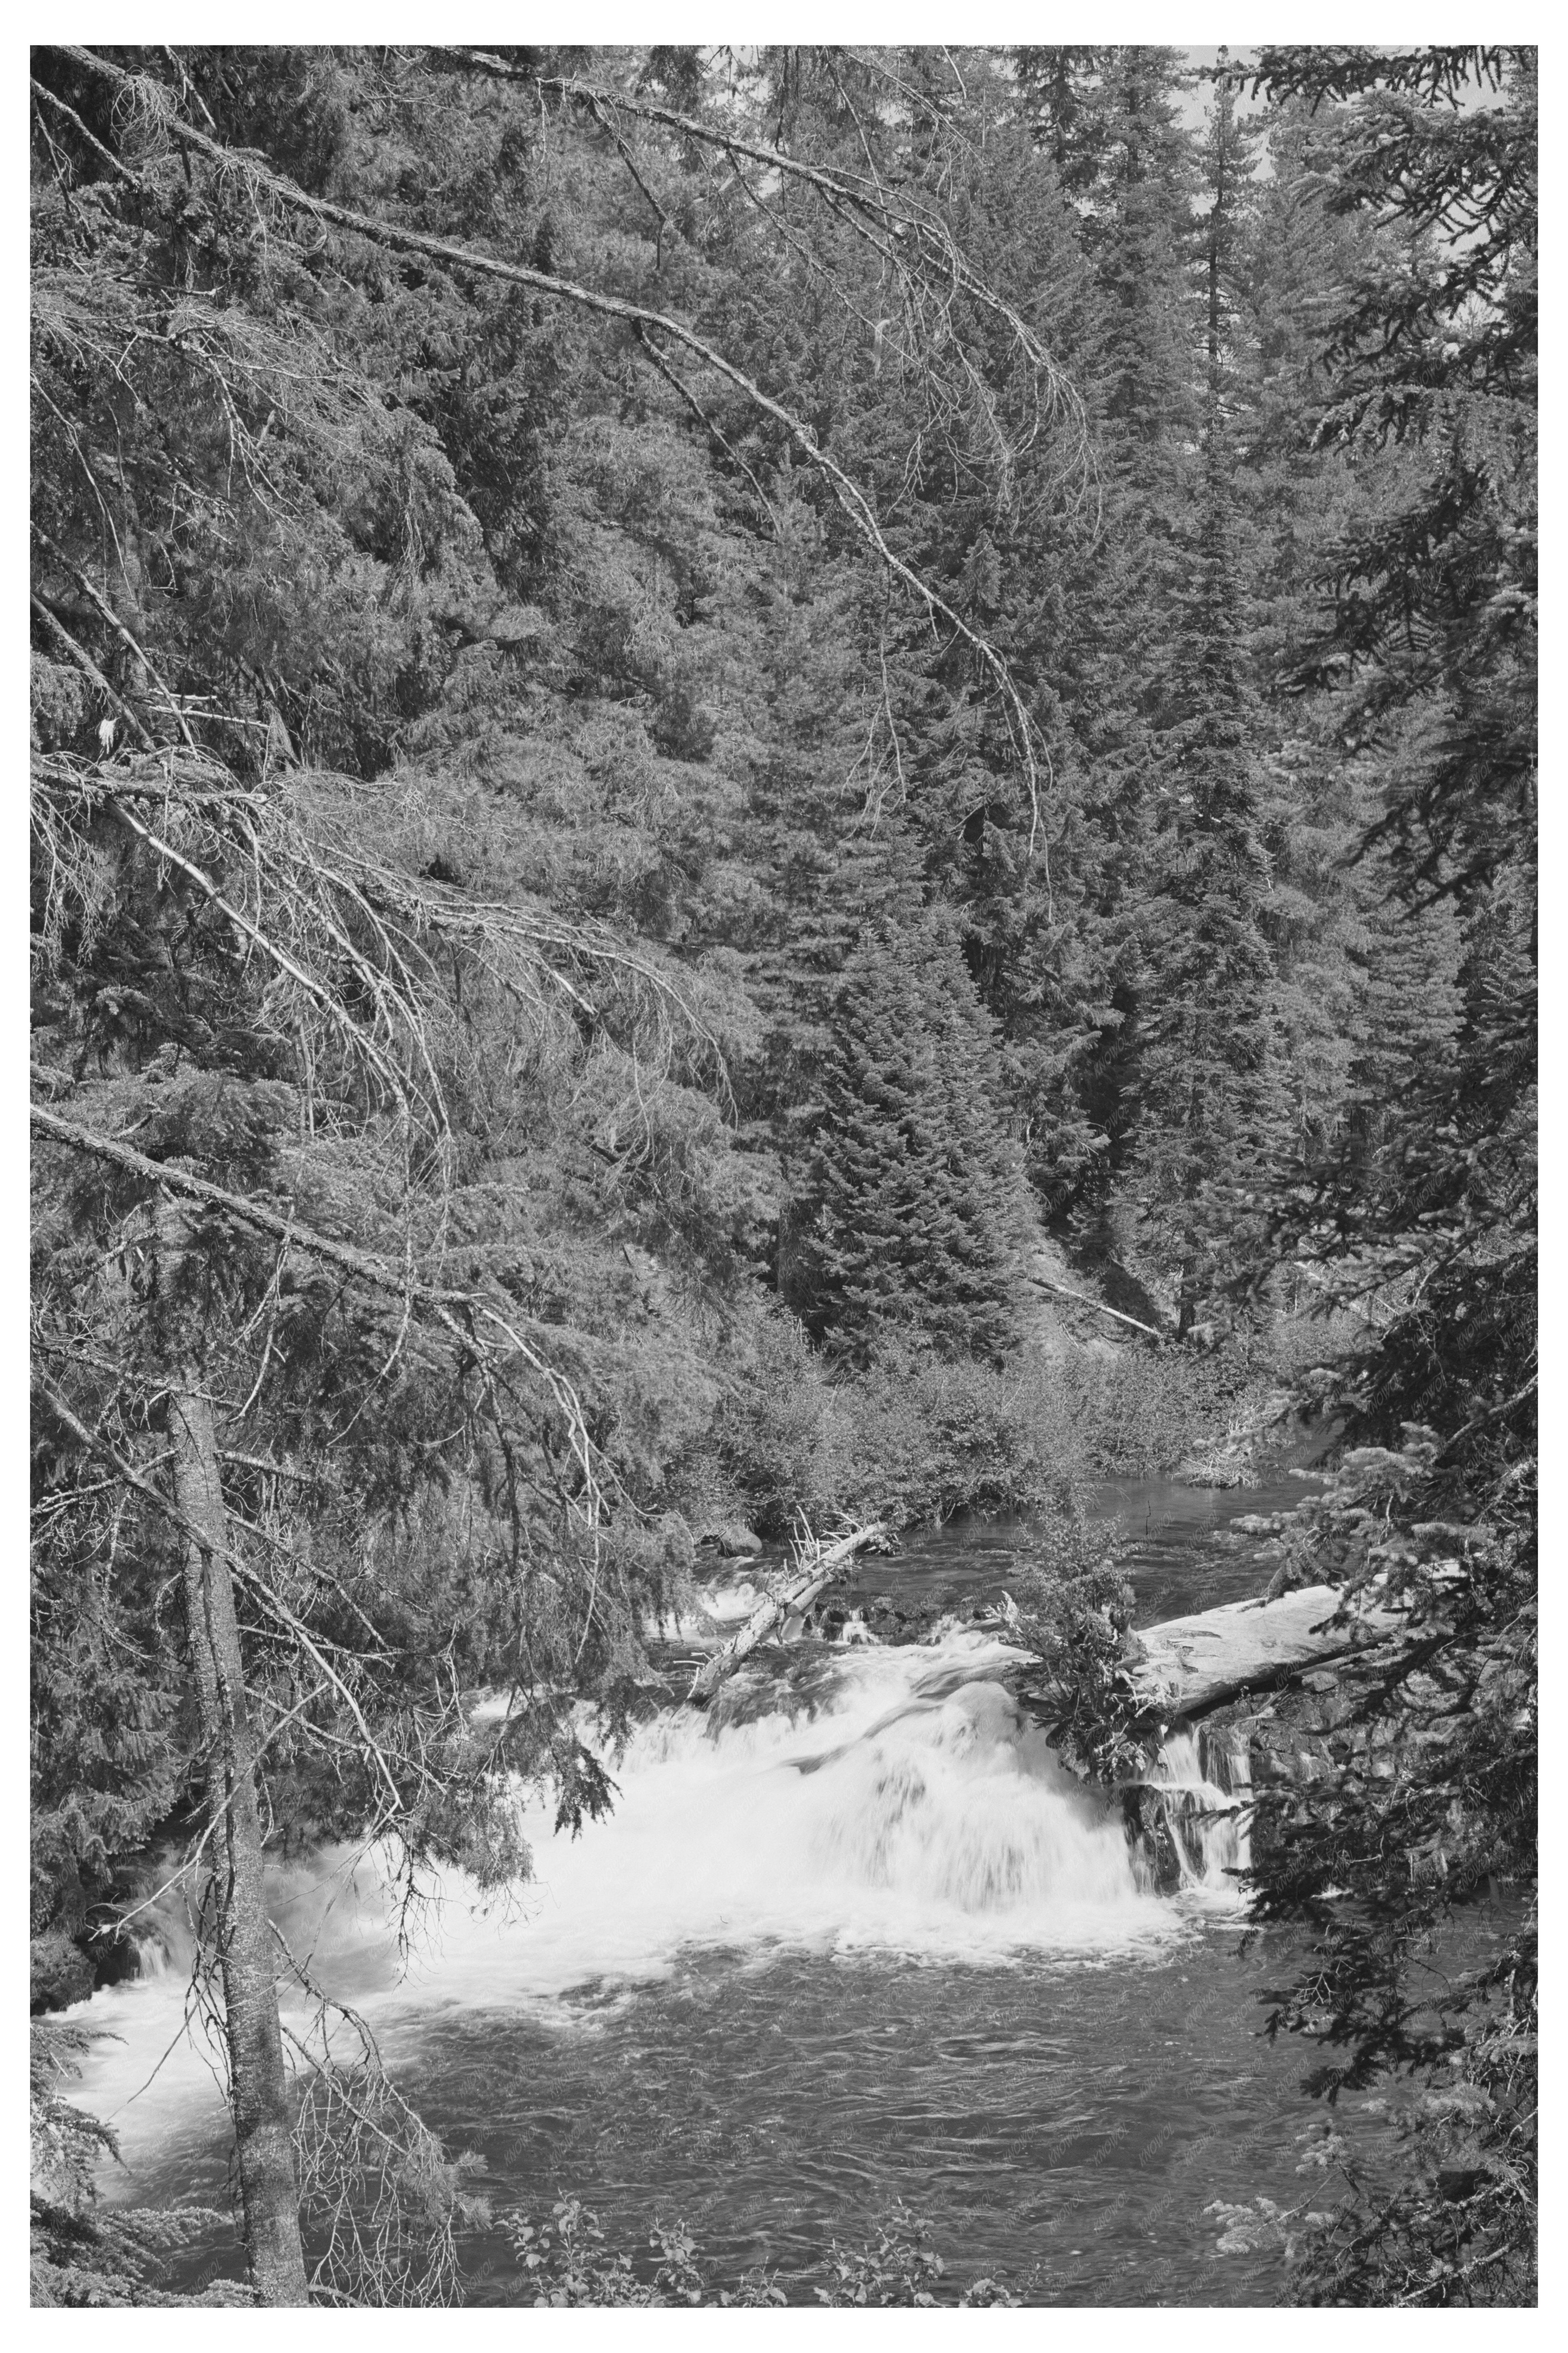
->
<box><xmin>793</xmin><ymin>910</ymin><xmax>1024</xmax><ymax>1364</ymax></box>
<box><xmin>27</xmin><ymin>38</ymin><xmax>1536</xmax><ymax>2308</ymax></box>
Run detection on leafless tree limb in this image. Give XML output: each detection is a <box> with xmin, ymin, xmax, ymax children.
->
<box><xmin>52</xmin><ymin>42</ymin><xmax>1057</xmax><ymax>850</ymax></box>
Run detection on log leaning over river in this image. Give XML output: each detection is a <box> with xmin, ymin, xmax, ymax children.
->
<box><xmin>687</xmin><ymin>1522</ymin><xmax>890</xmax><ymax>1704</ymax></box>
<box><xmin>765</xmin><ymin>1583</ymin><xmax>1405</xmax><ymax>1778</ymax></box>
<box><xmin>1120</xmin><ymin>1583</ymin><xmax>1405</xmax><ymax>1725</ymax></box>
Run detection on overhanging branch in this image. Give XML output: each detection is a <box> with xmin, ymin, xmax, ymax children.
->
<box><xmin>50</xmin><ymin>43</ymin><xmax>1053</xmax><ymax>855</ymax></box>
<box><xmin>31</xmin><ymin>1100</ymin><xmax>614</xmax><ymax>1538</ymax></box>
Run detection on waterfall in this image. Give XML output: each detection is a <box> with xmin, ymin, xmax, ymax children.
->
<box><xmin>1130</xmin><ymin>1726</ymin><xmax>1253</xmax><ymax>1898</ymax></box>
<box><xmin>70</xmin><ymin>1628</ymin><xmax>1212</xmax><ymax>2192</ymax></box>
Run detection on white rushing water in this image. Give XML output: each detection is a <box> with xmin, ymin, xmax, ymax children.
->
<box><xmin>1148</xmin><ymin>1729</ymin><xmax>1253</xmax><ymax>1894</ymax></box>
<box><xmin>65</xmin><ymin>1626</ymin><xmax>1241</xmax><ymax>2193</ymax></box>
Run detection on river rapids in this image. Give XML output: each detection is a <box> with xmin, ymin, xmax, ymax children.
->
<box><xmin>60</xmin><ymin>1480</ymin><xmax>1321</xmax><ymax>2305</ymax></box>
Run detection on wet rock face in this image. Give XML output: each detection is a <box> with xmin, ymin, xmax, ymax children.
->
<box><xmin>1196</xmin><ymin>1690</ymin><xmax>1336</xmax><ymax>1794</ymax></box>
<box><xmin>1170</xmin><ymin>1664</ymin><xmax>1418</xmax><ymax>1888</ymax></box>
<box><xmin>1121</xmin><ymin>1786</ymin><xmax>1185</xmax><ymax>1893</ymax></box>
<box><xmin>1114</xmin><ymin>1644</ymin><xmax>1428</xmax><ymax>1895</ymax></box>
<box><xmin>1119</xmin><ymin>1720</ymin><xmax>1256</xmax><ymax>1893</ymax></box>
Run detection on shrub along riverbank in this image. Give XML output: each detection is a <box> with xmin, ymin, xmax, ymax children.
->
<box><xmin>688</xmin><ymin>1313</ymin><xmax>1265</xmax><ymax>1540</ymax></box>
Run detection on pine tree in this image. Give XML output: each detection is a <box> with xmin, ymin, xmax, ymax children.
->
<box><xmin>1115</xmin><ymin>418</ymin><xmax>1284</xmax><ymax>1332</ymax></box>
<box><xmin>1111</xmin><ymin>68</ymin><xmax>1282</xmax><ymax>1332</ymax></box>
<box><xmin>1241</xmin><ymin>45</ymin><xmax>1537</xmax><ymax>2307</ymax></box>
<box><xmin>999</xmin><ymin>47</ymin><xmax>1207</xmax><ymax>1246</ymax></box>
<box><xmin>792</xmin><ymin>909</ymin><xmax>1023</xmax><ymax>1364</ymax></box>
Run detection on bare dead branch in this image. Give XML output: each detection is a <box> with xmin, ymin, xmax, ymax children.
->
<box><xmin>30</xmin><ymin>595</ymin><xmax>157</xmax><ymax>750</ymax></box>
<box><xmin>32</xmin><ymin>523</ymin><xmax>201</xmax><ymax>751</ymax></box>
<box><xmin>51</xmin><ymin>43</ymin><xmax>1056</xmax><ymax>849</ymax></box>
<box><xmin>635</xmin><ymin>325</ymin><xmax>779</xmax><ymax>534</ymax></box>
<box><xmin>30</xmin><ymin>76</ymin><xmax>146</xmax><ymax>187</ymax></box>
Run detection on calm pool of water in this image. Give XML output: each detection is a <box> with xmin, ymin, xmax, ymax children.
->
<box><xmin>841</xmin><ymin>1468</ymin><xmax>1324</xmax><ymax>1628</ymax></box>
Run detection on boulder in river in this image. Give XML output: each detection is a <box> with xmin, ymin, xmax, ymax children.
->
<box><xmin>696</xmin><ymin>1519</ymin><xmax>763</xmax><ymax>1556</ymax></box>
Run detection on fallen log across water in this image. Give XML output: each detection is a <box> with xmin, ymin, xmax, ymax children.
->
<box><xmin>1121</xmin><ymin>1583</ymin><xmax>1404</xmax><ymax>1726</ymax></box>
<box><xmin>771</xmin><ymin>1585</ymin><xmax>1407</xmax><ymax>1771</ymax></box>
<box><xmin>686</xmin><ymin>1521</ymin><xmax>891</xmax><ymax>1704</ymax></box>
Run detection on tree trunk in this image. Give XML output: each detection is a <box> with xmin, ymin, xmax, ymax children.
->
<box><xmin>688</xmin><ymin>1522</ymin><xmax>890</xmax><ymax>1703</ymax></box>
<box><xmin>1122</xmin><ymin>1583</ymin><xmax>1405</xmax><ymax>1724</ymax></box>
<box><xmin>170</xmin><ymin>1364</ymin><xmax>310</xmax><ymax>2305</ymax></box>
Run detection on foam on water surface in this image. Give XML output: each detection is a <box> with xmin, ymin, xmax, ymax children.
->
<box><xmin>68</xmin><ymin>1625</ymin><xmax>1216</xmax><ymax>2191</ymax></box>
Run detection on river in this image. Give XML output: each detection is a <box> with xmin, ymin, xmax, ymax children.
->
<box><xmin>64</xmin><ymin>1471</ymin><xmax>1336</xmax><ymax>2306</ymax></box>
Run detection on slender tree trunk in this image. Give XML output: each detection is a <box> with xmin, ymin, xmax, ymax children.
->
<box><xmin>169</xmin><ymin>1362</ymin><xmax>310</xmax><ymax>2305</ymax></box>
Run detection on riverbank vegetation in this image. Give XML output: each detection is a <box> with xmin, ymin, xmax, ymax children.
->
<box><xmin>31</xmin><ymin>41</ymin><xmax>1533</xmax><ymax>2307</ymax></box>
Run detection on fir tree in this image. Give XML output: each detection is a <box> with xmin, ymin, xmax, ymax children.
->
<box><xmin>999</xmin><ymin>46</ymin><xmax>1206</xmax><ymax>1246</ymax></box>
<box><xmin>1243</xmin><ymin>44</ymin><xmax>1537</xmax><ymax>2307</ymax></box>
<box><xmin>1111</xmin><ymin>70</ymin><xmax>1281</xmax><ymax>1332</ymax></box>
<box><xmin>793</xmin><ymin>909</ymin><xmax>1023</xmax><ymax>1364</ymax></box>
<box><xmin>1115</xmin><ymin>409</ymin><xmax>1283</xmax><ymax>1332</ymax></box>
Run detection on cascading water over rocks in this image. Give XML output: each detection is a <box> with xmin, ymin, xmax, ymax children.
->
<box><xmin>71</xmin><ymin>1619</ymin><xmax>1251</xmax><ymax>2198</ymax></box>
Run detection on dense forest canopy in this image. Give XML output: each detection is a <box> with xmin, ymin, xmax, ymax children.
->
<box><xmin>30</xmin><ymin>42</ymin><xmax>1535</xmax><ymax>2309</ymax></box>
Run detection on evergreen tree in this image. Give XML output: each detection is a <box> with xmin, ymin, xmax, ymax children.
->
<box><xmin>1111</xmin><ymin>68</ymin><xmax>1280</xmax><ymax>1331</ymax></box>
<box><xmin>1225</xmin><ymin>103</ymin><xmax>1411</xmax><ymax>1181</ymax></box>
<box><xmin>1243</xmin><ymin>44</ymin><xmax>1537</xmax><ymax>2306</ymax></box>
<box><xmin>998</xmin><ymin>47</ymin><xmax>1207</xmax><ymax>1248</ymax></box>
<box><xmin>1114</xmin><ymin>411</ymin><xmax>1283</xmax><ymax>1332</ymax></box>
<box><xmin>793</xmin><ymin>908</ymin><xmax>1023</xmax><ymax>1364</ymax></box>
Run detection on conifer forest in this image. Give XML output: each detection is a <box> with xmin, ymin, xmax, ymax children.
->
<box><xmin>29</xmin><ymin>43</ymin><xmax>1536</xmax><ymax>2310</ymax></box>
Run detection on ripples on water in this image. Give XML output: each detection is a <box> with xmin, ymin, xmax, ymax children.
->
<box><xmin>429</xmin><ymin>1940</ymin><xmax>1310</xmax><ymax>2308</ymax></box>
<box><xmin>854</xmin><ymin>1467</ymin><xmax>1325</xmax><ymax>1626</ymax></box>
<box><xmin>66</xmin><ymin>1476</ymin><xmax>1328</xmax><ymax>2306</ymax></box>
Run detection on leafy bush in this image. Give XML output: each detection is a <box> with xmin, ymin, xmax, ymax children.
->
<box><xmin>507</xmin><ymin>2199</ymin><xmax>783</xmax><ymax>2307</ymax></box>
<box><xmin>1056</xmin><ymin>1344</ymin><xmax>1255</xmax><ymax>1479</ymax></box>
<box><xmin>704</xmin><ymin>1318</ymin><xmax>1083</xmax><ymax>1533</ymax></box>
<box><xmin>1010</xmin><ymin>1521</ymin><xmax>1162</xmax><ymax>1782</ymax></box>
<box><xmin>813</xmin><ymin>2202</ymin><xmax>1019</xmax><ymax>2306</ymax></box>
<box><xmin>686</xmin><ymin>1300</ymin><xmax>1261</xmax><ymax>1540</ymax></box>
<box><xmin>821</xmin><ymin>1345</ymin><xmax>1081</xmax><ymax>1527</ymax></box>
<box><xmin>505</xmin><ymin>2197</ymin><xmax>1019</xmax><ymax>2307</ymax></box>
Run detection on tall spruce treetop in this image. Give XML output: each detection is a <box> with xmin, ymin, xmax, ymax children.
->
<box><xmin>995</xmin><ymin>47</ymin><xmax>1208</xmax><ymax>1246</ymax></box>
<box><xmin>1116</xmin><ymin>416</ymin><xmax>1283</xmax><ymax>1332</ymax></box>
<box><xmin>1113</xmin><ymin>66</ymin><xmax>1282</xmax><ymax>1333</ymax></box>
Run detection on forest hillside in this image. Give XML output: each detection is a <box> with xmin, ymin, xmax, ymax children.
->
<box><xmin>30</xmin><ymin>44</ymin><xmax>1535</xmax><ymax>2310</ymax></box>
